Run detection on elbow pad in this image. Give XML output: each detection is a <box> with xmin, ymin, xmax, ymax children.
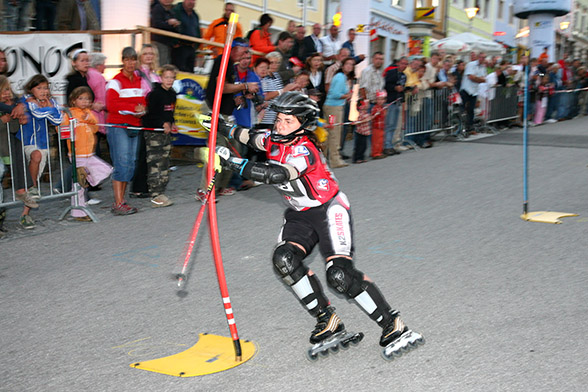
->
<box><xmin>242</xmin><ymin>162</ymin><xmax>290</xmax><ymax>184</ymax></box>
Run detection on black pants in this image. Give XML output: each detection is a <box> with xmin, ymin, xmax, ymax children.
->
<box><xmin>172</xmin><ymin>45</ymin><xmax>196</xmax><ymax>73</ymax></box>
<box><xmin>353</xmin><ymin>133</ymin><xmax>369</xmax><ymax>162</ymax></box>
<box><xmin>461</xmin><ymin>90</ymin><xmax>477</xmax><ymax>131</ymax></box>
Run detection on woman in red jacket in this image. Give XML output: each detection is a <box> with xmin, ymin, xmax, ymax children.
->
<box><xmin>105</xmin><ymin>47</ymin><xmax>146</xmax><ymax>215</ymax></box>
<box><xmin>249</xmin><ymin>13</ymin><xmax>275</xmax><ymax>63</ymax></box>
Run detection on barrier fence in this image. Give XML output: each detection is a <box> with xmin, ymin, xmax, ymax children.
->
<box><xmin>0</xmin><ymin>119</ymin><xmax>95</xmax><ymax>221</ymax></box>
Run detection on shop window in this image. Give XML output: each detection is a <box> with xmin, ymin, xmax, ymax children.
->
<box><xmin>392</xmin><ymin>0</ymin><xmax>404</xmax><ymax>8</ymax></box>
<box><xmin>297</xmin><ymin>0</ymin><xmax>317</xmax><ymax>10</ymax></box>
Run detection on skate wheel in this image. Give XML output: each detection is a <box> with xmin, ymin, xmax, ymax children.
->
<box><xmin>330</xmin><ymin>345</ymin><xmax>340</xmax><ymax>353</ymax></box>
<box><xmin>381</xmin><ymin>350</ymin><xmax>394</xmax><ymax>361</ymax></box>
<box><xmin>306</xmin><ymin>350</ymin><xmax>319</xmax><ymax>362</ymax></box>
<box><xmin>319</xmin><ymin>349</ymin><xmax>329</xmax><ymax>357</ymax></box>
<box><xmin>340</xmin><ymin>340</ymin><xmax>350</xmax><ymax>350</ymax></box>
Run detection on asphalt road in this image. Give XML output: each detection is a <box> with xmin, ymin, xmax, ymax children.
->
<box><xmin>1</xmin><ymin>118</ymin><xmax>588</xmax><ymax>392</ymax></box>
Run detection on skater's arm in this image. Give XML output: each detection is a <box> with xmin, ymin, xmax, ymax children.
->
<box><xmin>215</xmin><ymin>146</ymin><xmax>297</xmax><ymax>184</ymax></box>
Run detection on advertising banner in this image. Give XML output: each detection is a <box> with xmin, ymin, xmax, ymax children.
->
<box><xmin>171</xmin><ymin>72</ymin><xmax>209</xmax><ymax>146</ymax></box>
<box><xmin>1</xmin><ymin>33</ymin><xmax>93</xmax><ymax>104</ymax></box>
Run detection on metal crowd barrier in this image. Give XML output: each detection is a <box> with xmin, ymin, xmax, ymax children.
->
<box><xmin>482</xmin><ymin>85</ymin><xmax>519</xmax><ymax>125</ymax></box>
<box><xmin>0</xmin><ymin>118</ymin><xmax>97</xmax><ymax>221</ymax></box>
<box><xmin>400</xmin><ymin>87</ymin><xmax>460</xmax><ymax>146</ymax></box>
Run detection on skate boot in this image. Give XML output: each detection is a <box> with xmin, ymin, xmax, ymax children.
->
<box><xmin>380</xmin><ymin>312</ymin><xmax>424</xmax><ymax>361</ymax></box>
<box><xmin>306</xmin><ymin>307</ymin><xmax>364</xmax><ymax>362</ymax></box>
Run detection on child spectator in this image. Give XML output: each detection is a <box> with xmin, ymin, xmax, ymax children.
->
<box><xmin>353</xmin><ymin>99</ymin><xmax>371</xmax><ymax>164</ymax></box>
<box><xmin>63</xmin><ymin>86</ymin><xmax>113</xmax><ymax>221</ymax></box>
<box><xmin>371</xmin><ymin>90</ymin><xmax>387</xmax><ymax>159</ymax></box>
<box><xmin>142</xmin><ymin>64</ymin><xmax>178</xmax><ymax>208</ymax></box>
<box><xmin>17</xmin><ymin>74</ymin><xmax>64</xmax><ymax>227</ymax></box>
<box><xmin>0</xmin><ymin>76</ymin><xmax>37</xmax><ymax>230</ymax></box>
<box><xmin>533</xmin><ymin>74</ymin><xmax>551</xmax><ymax>126</ymax></box>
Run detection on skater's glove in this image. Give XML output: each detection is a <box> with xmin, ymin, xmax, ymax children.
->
<box><xmin>198</xmin><ymin>147</ymin><xmax>223</xmax><ymax>173</ymax></box>
<box><xmin>198</xmin><ymin>114</ymin><xmax>238</xmax><ymax>139</ymax></box>
<box><xmin>215</xmin><ymin>146</ymin><xmax>249</xmax><ymax>175</ymax></box>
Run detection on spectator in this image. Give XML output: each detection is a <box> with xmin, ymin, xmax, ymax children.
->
<box><xmin>65</xmin><ymin>48</ymin><xmax>92</xmax><ymax>101</ymax></box>
<box><xmin>233</xmin><ymin>52</ymin><xmax>264</xmax><ymax>130</ymax></box>
<box><xmin>301</xmin><ymin>23</ymin><xmax>323</xmax><ymax>61</ymax></box>
<box><xmin>342</xmin><ymin>28</ymin><xmax>365</xmax><ymax>64</ymax></box>
<box><xmin>0</xmin><ymin>75</ymin><xmax>37</xmax><ymax>230</ymax></box>
<box><xmin>305</xmin><ymin>52</ymin><xmax>326</xmax><ymax>109</ymax></box>
<box><xmin>105</xmin><ymin>47</ymin><xmax>146</xmax><ymax>215</ymax></box>
<box><xmin>0</xmin><ymin>49</ymin><xmax>7</xmax><ymax>75</ymax></box>
<box><xmin>538</xmin><ymin>47</ymin><xmax>549</xmax><ymax>63</ymax></box>
<box><xmin>198</xmin><ymin>38</ymin><xmax>258</xmax><ymax>199</ymax></box>
<box><xmin>35</xmin><ymin>0</ymin><xmax>57</xmax><ymax>31</ymax></box>
<box><xmin>404</xmin><ymin>63</ymin><xmax>430</xmax><ymax>147</ymax></box>
<box><xmin>257</xmin><ymin>52</ymin><xmax>296</xmax><ymax>129</ymax></box>
<box><xmin>452</xmin><ymin>60</ymin><xmax>465</xmax><ymax>91</ymax></box>
<box><xmin>359</xmin><ymin>51</ymin><xmax>385</xmax><ymax>104</ymax></box>
<box><xmin>286</xmin><ymin>19</ymin><xmax>296</xmax><ymax>35</ymax></box>
<box><xmin>320</xmin><ymin>24</ymin><xmax>341</xmax><ymax>66</ymax></box>
<box><xmin>544</xmin><ymin>63</ymin><xmax>562</xmax><ymax>123</ymax></box>
<box><xmin>56</xmin><ymin>0</ymin><xmax>99</xmax><ymax>31</ymax></box>
<box><xmin>384</xmin><ymin>56</ymin><xmax>408</xmax><ymax>155</ymax></box>
<box><xmin>17</xmin><ymin>74</ymin><xmax>64</xmax><ymax>227</ymax></box>
<box><xmin>249</xmin><ymin>13</ymin><xmax>275</xmax><ymax>63</ymax></box>
<box><xmin>172</xmin><ymin>0</ymin><xmax>201</xmax><ymax>72</ymax></box>
<box><xmin>150</xmin><ymin>0</ymin><xmax>180</xmax><ymax>66</ymax></box>
<box><xmin>324</xmin><ymin>47</ymin><xmax>350</xmax><ymax>93</ymax></box>
<box><xmin>291</xmin><ymin>25</ymin><xmax>306</xmax><ymax>60</ymax></box>
<box><xmin>370</xmin><ymin>90</ymin><xmax>387</xmax><ymax>159</ymax></box>
<box><xmin>292</xmin><ymin>70</ymin><xmax>310</xmax><ymax>94</ymax></box>
<box><xmin>275</xmin><ymin>32</ymin><xmax>295</xmax><ymax>73</ymax></box>
<box><xmin>4</xmin><ymin>0</ymin><xmax>31</xmax><ymax>31</ymax></box>
<box><xmin>63</xmin><ymin>86</ymin><xmax>112</xmax><ymax>221</ymax></box>
<box><xmin>86</xmin><ymin>52</ymin><xmax>107</xmax><ymax>165</ymax></box>
<box><xmin>136</xmin><ymin>44</ymin><xmax>162</xmax><ymax>95</ymax></box>
<box><xmin>323</xmin><ymin>57</ymin><xmax>355</xmax><ymax>168</ymax></box>
<box><xmin>460</xmin><ymin>51</ymin><xmax>487</xmax><ymax>135</ymax></box>
<box><xmin>202</xmin><ymin>2</ymin><xmax>243</xmax><ymax>58</ymax></box>
<box><xmin>352</xmin><ymin>99</ymin><xmax>370</xmax><ymax>164</ymax></box>
<box><xmin>142</xmin><ymin>64</ymin><xmax>177</xmax><ymax>208</ymax></box>
<box><xmin>131</xmin><ymin>44</ymin><xmax>162</xmax><ymax>199</ymax></box>
<box><xmin>86</xmin><ymin>52</ymin><xmax>107</xmax><ymax>138</ymax></box>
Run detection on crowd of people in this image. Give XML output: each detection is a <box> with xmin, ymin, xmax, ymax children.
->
<box><xmin>2</xmin><ymin>2</ymin><xmax>588</xmax><ymax>238</ymax></box>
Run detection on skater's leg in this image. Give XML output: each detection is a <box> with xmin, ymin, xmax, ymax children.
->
<box><xmin>325</xmin><ymin>256</ymin><xmax>394</xmax><ymax>327</ymax></box>
<box><xmin>273</xmin><ymin>241</ymin><xmax>330</xmax><ymax>317</ymax></box>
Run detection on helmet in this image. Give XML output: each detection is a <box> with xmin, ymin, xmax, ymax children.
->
<box><xmin>269</xmin><ymin>92</ymin><xmax>319</xmax><ymax>143</ymax></box>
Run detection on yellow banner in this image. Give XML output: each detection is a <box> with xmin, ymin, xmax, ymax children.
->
<box><xmin>415</xmin><ymin>7</ymin><xmax>435</xmax><ymax>20</ymax></box>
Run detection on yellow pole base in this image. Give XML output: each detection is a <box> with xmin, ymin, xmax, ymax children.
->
<box><xmin>520</xmin><ymin>211</ymin><xmax>578</xmax><ymax>224</ymax></box>
<box><xmin>130</xmin><ymin>333</ymin><xmax>256</xmax><ymax>377</ymax></box>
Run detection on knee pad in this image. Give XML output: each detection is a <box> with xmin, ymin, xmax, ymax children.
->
<box><xmin>326</xmin><ymin>257</ymin><xmax>365</xmax><ymax>298</ymax></box>
<box><xmin>272</xmin><ymin>242</ymin><xmax>307</xmax><ymax>285</ymax></box>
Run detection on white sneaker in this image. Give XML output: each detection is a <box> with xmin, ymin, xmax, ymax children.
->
<box><xmin>87</xmin><ymin>198</ymin><xmax>102</xmax><ymax>205</ymax></box>
<box><xmin>151</xmin><ymin>194</ymin><xmax>174</xmax><ymax>207</ymax></box>
<box><xmin>395</xmin><ymin>145</ymin><xmax>409</xmax><ymax>151</ymax></box>
<box><xmin>545</xmin><ymin>118</ymin><xmax>558</xmax><ymax>124</ymax></box>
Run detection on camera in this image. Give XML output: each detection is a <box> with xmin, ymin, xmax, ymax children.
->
<box><xmin>251</xmin><ymin>92</ymin><xmax>265</xmax><ymax>106</ymax></box>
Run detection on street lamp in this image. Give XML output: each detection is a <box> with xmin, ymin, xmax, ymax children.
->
<box><xmin>465</xmin><ymin>4</ymin><xmax>479</xmax><ymax>31</ymax></box>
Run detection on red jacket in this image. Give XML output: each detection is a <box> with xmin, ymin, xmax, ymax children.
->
<box><xmin>106</xmin><ymin>71</ymin><xmax>146</xmax><ymax>126</ymax></box>
<box><xmin>250</xmin><ymin>29</ymin><xmax>275</xmax><ymax>63</ymax></box>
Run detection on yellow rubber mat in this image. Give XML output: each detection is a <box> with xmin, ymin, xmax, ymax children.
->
<box><xmin>130</xmin><ymin>333</ymin><xmax>256</xmax><ymax>377</ymax></box>
<box><xmin>521</xmin><ymin>211</ymin><xmax>578</xmax><ymax>224</ymax></box>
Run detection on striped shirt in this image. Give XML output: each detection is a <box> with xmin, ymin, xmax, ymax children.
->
<box><xmin>260</xmin><ymin>73</ymin><xmax>284</xmax><ymax>125</ymax></box>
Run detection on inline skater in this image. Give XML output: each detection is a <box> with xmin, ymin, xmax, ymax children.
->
<box><xmin>201</xmin><ymin>92</ymin><xmax>423</xmax><ymax>360</ymax></box>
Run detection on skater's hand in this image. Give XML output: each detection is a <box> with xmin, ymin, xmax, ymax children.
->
<box><xmin>215</xmin><ymin>146</ymin><xmax>249</xmax><ymax>174</ymax></box>
<box><xmin>198</xmin><ymin>147</ymin><xmax>223</xmax><ymax>173</ymax></box>
<box><xmin>198</xmin><ymin>114</ymin><xmax>239</xmax><ymax>138</ymax></box>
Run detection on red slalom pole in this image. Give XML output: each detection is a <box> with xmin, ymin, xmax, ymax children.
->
<box><xmin>206</xmin><ymin>12</ymin><xmax>243</xmax><ymax>361</ymax></box>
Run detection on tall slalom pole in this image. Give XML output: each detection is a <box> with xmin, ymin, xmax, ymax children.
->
<box><xmin>522</xmin><ymin>58</ymin><xmax>529</xmax><ymax>216</ymax></box>
<box><xmin>206</xmin><ymin>12</ymin><xmax>243</xmax><ymax>361</ymax></box>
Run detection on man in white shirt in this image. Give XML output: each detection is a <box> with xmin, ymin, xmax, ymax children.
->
<box><xmin>359</xmin><ymin>51</ymin><xmax>385</xmax><ymax>103</ymax></box>
<box><xmin>460</xmin><ymin>51</ymin><xmax>487</xmax><ymax>133</ymax></box>
<box><xmin>320</xmin><ymin>24</ymin><xmax>341</xmax><ymax>66</ymax></box>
